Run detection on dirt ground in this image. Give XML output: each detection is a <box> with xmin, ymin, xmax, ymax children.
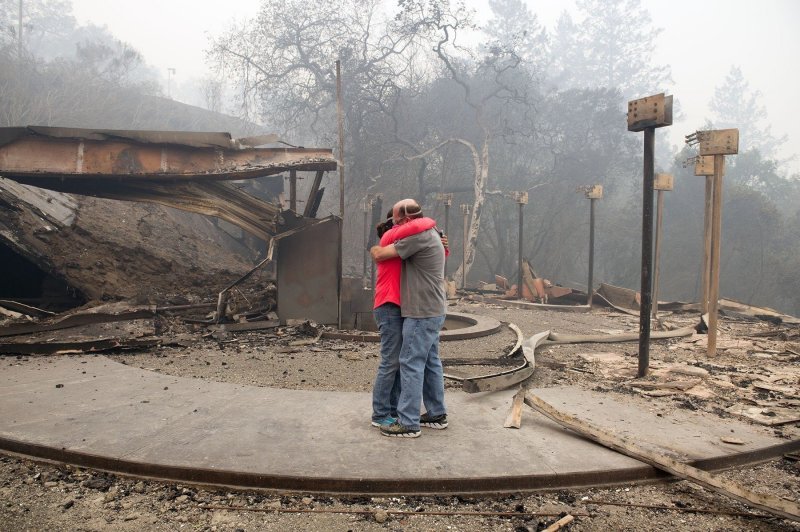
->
<box><xmin>1</xmin><ymin>299</ymin><xmax>799</xmax><ymax>531</ymax></box>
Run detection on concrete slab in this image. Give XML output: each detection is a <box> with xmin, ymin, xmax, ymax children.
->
<box><xmin>0</xmin><ymin>355</ymin><xmax>796</xmax><ymax>494</ymax></box>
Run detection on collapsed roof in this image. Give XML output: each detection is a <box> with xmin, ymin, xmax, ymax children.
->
<box><xmin>0</xmin><ymin>126</ymin><xmax>339</xmax><ymax>310</ymax></box>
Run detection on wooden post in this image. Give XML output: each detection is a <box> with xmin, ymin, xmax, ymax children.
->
<box><xmin>588</xmin><ymin>197</ymin><xmax>595</xmax><ymax>307</ymax></box>
<box><xmin>652</xmin><ymin>173</ymin><xmax>673</xmax><ymax>320</ymax></box>
<box><xmin>461</xmin><ymin>204</ymin><xmax>470</xmax><ymax>290</ymax></box>
<box><xmin>652</xmin><ymin>189</ymin><xmax>664</xmax><ymax>318</ymax></box>
<box><xmin>693</xmin><ymin>155</ymin><xmax>715</xmax><ymax>314</ymax></box>
<box><xmin>686</xmin><ymin>129</ymin><xmax>738</xmax><ymax>356</ymax></box>
<box><xmin>702</xmin><ymin>176</ymin><xmax>713</xmax><ymax>313</ymax></box>
<box><xmin>708</xmin><ymin>155</ymin><xmax>725</xmax><ymax>356</ymax></box>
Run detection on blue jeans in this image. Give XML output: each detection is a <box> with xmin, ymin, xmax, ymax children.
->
<box><xmin>372</xmin><ymin>303</ymin><xmax>403</xmax><ymax>422</ymax></box>
<box><xmin>397</xmin><ymin>315</ymin><xmax>447</xmax><ymax>430</ymax></box>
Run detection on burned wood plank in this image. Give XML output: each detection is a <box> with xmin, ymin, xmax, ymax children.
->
<box><xmin>0</xmin><ymin>300</ymin><xmax>56</xmax><ymax>318</ymax></box>
<box><xmin>0</xmin><ymin>127</ymin><xmax>336</xmax><ymax>180</ymax></box>
<box><xmin>543</xmin><ymin>514</ymin><xmax>574</xmax><ymax>531</ymax></box>
<box><xmin>503</xmin><ymin>387</ymin><xmax>526</xmax><ymax>429</ymax></box>
<box><xmin>544</xmin><ymin>326</ymin><xmax>695</xmax><ymax>345</ymax></box>
<box><xmin>524</xmin><ymin>393</ymin><xmax>800</xmax><ymax>523</ymax></box>
<box><xmin>596</xmin><ymin>283</ymin><xmax>640</xmax><ymax>311</ymax></box>
<box><xmin>461</xmin><ymin>366</ymin><xmax>534</xmax><ymax>393</ymax></box>
<box><xmin>0</xmin><ymin>337</ymin><xmax>159</xmax><ymax>354</ymax></box>
<box><xmin>303</xmin><ymin>170</ymin><xmax>326</xmax><ymax>217</ymax></box>
<box><xmin>208</xmin><ymin>320</ymin><xmax>281</xmax><ymax>333</ymax></box>
<box><xmin>0</xmin><ymin>306</ymin><xmax>155</xmax><ymax>338</ymax></box>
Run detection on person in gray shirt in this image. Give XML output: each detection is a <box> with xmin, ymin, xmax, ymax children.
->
<box><xmin>370</xmin><ymin>199</ymin><xmax>448</xmax><ymax>438</ymax></box>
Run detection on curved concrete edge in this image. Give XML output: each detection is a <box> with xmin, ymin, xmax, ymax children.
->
<box><xmin>1</xmin><ymin>436</ymin><xmax>797</xmax><ymax>496</ymax></box>
<box><xmin>321</xmin><ymin>312</ymin><xmax>502</xmax><ymax>342</ymax></box>
<box><xmin>487</xmin><ymin>298</ymin><xmax>592</xmax><ymax>313</ymax></box>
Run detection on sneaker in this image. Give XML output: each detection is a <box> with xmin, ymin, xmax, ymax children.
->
<box><xmin>420</xmin><ymin>412</ymin><xmax>448</xmax><ymax>429</ymax></box>
<box><xmin>371</xmin><ymin>416</ymin><xmax>397</xmax><ymax>428</ymax></box>
<box><xmin>380</xmin><ymin>421</ymin><xmax>421</xmax><ymax>438</ymax></box>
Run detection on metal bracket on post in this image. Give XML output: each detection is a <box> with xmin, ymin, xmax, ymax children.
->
<box><xmin>686</xmin><ymin>129</ymin><xmax>739</xmax><ymax>357</ymax></box>
<box><xmin>628</xmin><ymin>93</ymin><xmax>673</xmax><ymax>378</ymax></box>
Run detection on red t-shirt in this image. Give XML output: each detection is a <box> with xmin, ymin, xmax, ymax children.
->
<box><xmin>373</xmin><ymin>217</ymin><xmax>436</xmax><ymax>309</ymax></box>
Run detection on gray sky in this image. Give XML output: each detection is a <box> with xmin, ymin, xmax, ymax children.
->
<box><xmin>70</xmin><ymin>0</ymin><xmax>800</xmax><ymax>173</ymax></box>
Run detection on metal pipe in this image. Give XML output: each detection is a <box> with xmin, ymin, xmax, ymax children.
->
<box><xmin>444</xmin><ymin>202</ymin><xmax>450</xmax><ymax>237</ymax></box>
<box><xmin>289</xmin><ymin>169</ymin><xmax>297</xmax><ymax>212</ymax></box>
<box><xmin>369</xmin><ymin>196</ymin><xmax>383</xmax><ymax>290</ymax></box>
<box><xmin>335</xmin><ymin>59</ymin><xmax>345</xmax><ymax>330</ymax></box>
<box><xmin>336</xmin><ymin>60</ymin><xmax>345</xmax><ymax>219</ymax></box>
<box><xmin>638</xmin><ymin>127</ymin><xmax>655</xmax><ymax>377</ymax></box>
<box><xmin>461</xmin><ymin>205</ymin><xmax>470</xmax><ymax>290</ymax></box>
<box><xmin>587</xmin><ymin>197</ymin><xmax>595</xmax><ymax>307</ymax></box>
<box><xmin>362</xmin><ymin>199</ymin><xmax>369</xmax><ymax>286</ymax></box>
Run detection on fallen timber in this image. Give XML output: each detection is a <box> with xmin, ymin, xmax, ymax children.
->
<box><xmin>0</xmin><ymin>126</ymin><xmax>337</xmax><ymax>181</ymax></box>
<box><xmin>542</xmin><ymin>326</ymin><xmax>695</xmax><ymax>345</ymax></box>
<box><xmin>524</xmin><ymin>392</ymin><xmax>800</xmax><ymax>523</ymax></box>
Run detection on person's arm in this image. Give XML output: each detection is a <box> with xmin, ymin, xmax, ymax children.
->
<box><xmin>371</xmin><ymin>243</ymin><xmax>399</xmax><ymax>262</ymax></box>
<box><xmin>380</xmin><ymin>217</ymin><xmax>436</xmax><ymax>247</ymax></box>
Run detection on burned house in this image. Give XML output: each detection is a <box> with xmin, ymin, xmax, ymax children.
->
<box><xmin>0</xmin><ymin>126</ymin><xmax>341</xmax><ymax>324</ymax></box>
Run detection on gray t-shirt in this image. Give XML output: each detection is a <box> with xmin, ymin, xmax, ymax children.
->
<box><xmin>394</xmin><ymin>228</ymin><xmax>446</xmax><ymax>318</ymax></box>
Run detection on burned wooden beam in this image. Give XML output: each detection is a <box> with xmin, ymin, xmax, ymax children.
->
<box><xmin>524</xmin><ymin>392</ymin><xmax>800</xmax><ymax>522</ymax></box>
<box><xmin>0</xmin><ymin>337</ymin><xmax>159</xmax><ymax>355</ymax></box>
<box><xmin>303</xmin><ymin>170</ymin><xmax>326</xmax><ymax>218</ymax></box>
<box><xmin>0</xmin><ymin>126</ymin><xmax>336</xmax><ymax>182</ymax></box>
<box><xmin>0</xmin><ymin>305</ymin><xmax>155</xmax><ymax>338</ymax></box>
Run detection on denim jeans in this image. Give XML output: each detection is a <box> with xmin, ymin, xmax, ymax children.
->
<box><xmin>371</xmin><ymin>303</ymin><xmax>403</xmax><ymax>422</ymax></box>
<box><xmin>396</xmin><ymin>315</ymin><xmax>447</xmax><ymax>430</ymax></box>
